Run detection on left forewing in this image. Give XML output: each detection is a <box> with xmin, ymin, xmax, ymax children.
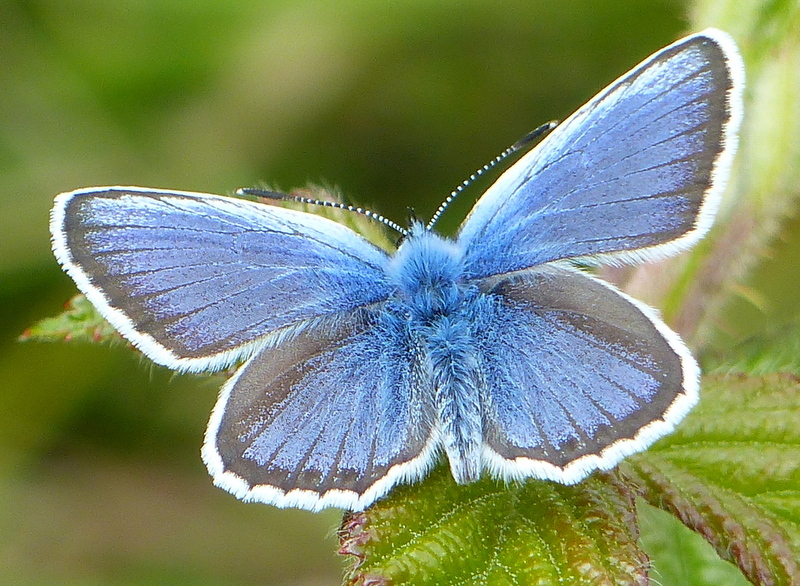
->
<box><xmin>51</xmin><ymin>187</ymin><xmax>392</xmax><ymax>372</ymax></box>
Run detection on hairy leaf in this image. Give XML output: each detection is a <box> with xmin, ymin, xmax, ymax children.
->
<box><xmin>20</xmin><ymin>294</ymin><xmax>121</xmax><ymax>344</ymax></box>
<box><xmin>638</xmin><ymin>502</ymin><xmax>751</xmax><ymax>586</ymax></box>
<box><xmin>340</xmin><ymin>466</ymin><xmax>648</xmax><ymax>585</ymax></box>
<box><xmin>625</xmin><ymin>374</ymin><xmax>800</xmax><ymax>585</ymax></box>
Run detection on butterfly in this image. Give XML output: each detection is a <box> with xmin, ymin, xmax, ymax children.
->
<box><xmin>50</xmin><ymin>29</ymin><xmax>743</xmax><ymax>511</ymax></box>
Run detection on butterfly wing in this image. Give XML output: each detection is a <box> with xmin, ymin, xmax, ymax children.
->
<box><xmin>51</xmin><ymin>187</ymin><xmax>392</xmax><ymax>373</ymax></box>
<box><xmin>459</xmin><ymin>29</ymin><xmax>743</xmax><ymax>279</ymax></box>
<box><xmin>473</xmin><ymin>264</ymin><xmax>697</xmax><ymax>483</ymax></box>
<box><xmin>202</xmin><ymin>305</ymin><xmax>437</xmax><ymax>511</ymax></box>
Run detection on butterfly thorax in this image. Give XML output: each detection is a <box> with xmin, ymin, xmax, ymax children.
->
<box><xmin>388</xmin><ymin>223</ymin><xmax>464</xmax><ymax>317</ymax></box>
<box><xmin>388</xmin><ymin>224</ymin><xmax>483</xmax><ymax>483</ymax></box>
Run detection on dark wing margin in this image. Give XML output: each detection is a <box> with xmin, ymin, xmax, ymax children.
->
<box><xmin>202</xmin><ymin>306</ymin><xmax>438</xmax><ymax>511</ymax></box>
<box><xmin>459</xmin><ymin>29</ymin><xmax>744</xmax><ymax>279</ymax></box>
<box><xmin>474</xmin><ymin>264</ymin><xmax>698</xmax><ymax>484</ymax></box>
<box><xmin>50</xmin><ymin>187</ymin><xmax>392</xmax><ymax>373</ymax></box>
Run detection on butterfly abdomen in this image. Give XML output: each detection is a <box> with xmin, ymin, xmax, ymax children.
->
<box><xmin>425</xmin><ymin>313</ymin><xmax>483</xmax><ymax>484</ymax></box>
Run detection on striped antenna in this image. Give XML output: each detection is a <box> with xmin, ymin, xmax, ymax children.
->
<box><xmin>236</xmin><ymin>188</ymin><xmax>408</xmax><ymax>236</ymax></box>
<box><xmin>426</xmin><ymin>121</ymin><xmax>558</xmax><ymax>231</ymax></box>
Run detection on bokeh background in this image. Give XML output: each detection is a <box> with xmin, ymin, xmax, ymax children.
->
<box><xmin>1</xmin><ymin>1</ymin><xmax>797</xmax><ymax>584</ymax></box>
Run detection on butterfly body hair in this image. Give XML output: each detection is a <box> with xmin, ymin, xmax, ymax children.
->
<box><xmin>388</xmin><ymin>223</ymin><xmax>484</xmax><ymax>483</ymax></box>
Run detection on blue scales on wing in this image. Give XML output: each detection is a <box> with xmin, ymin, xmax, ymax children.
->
<box><xmin>202</xmin><ymin>305</ymin><xmax>437</xmax><ymax>510</ymax></box>
<box><xmin>473</xmin><ymin>264</ymin><xmax>696</xmax><ymax>483</ymax></box>
<box><xmin>458</xmin><ymin>34</ymin><xmax>738</xmax><ymax>279</ymax></box>
<box><xmin>53</xmin><ymin>188</ymin><xmax>393</xmax><ymax>372</ymax></box>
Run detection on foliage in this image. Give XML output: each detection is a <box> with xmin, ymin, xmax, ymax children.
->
<box><xmin>33</xmin><ymin>288</ymin><xmax>800</xmax><ymax>584</ymax></box>
<box><xmin>340</xmin><ymin>469</ymin><xmax>648</xmax><ymax>585</ymax></box>
<box><xmin>11</xmin><ymin>0</ymin><xmax>800</xmax><ymax>584</ymax></box>
<box><xmin>626</xmin><ymin>374</ymin><xmax>800</xmax><ymax>585</ymax></box>
<box><xmin>21</xmin><ymin>293</ymin><xmax>122</xmax><ymax>344</ymax></box>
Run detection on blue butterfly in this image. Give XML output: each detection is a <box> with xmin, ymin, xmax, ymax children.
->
<box><xmin>50</xmin><ymin>29</ymin><xmax>743</xmax><ymax>511</ymax></box>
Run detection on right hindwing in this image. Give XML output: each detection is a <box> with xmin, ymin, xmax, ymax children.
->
<box><xmin>472</xmin><ymin>264</ymin><xmax>698</xmax><ymax>484</ymax></box>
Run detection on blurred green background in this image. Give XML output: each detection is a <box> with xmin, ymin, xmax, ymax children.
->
<box><xmin>1</xmin><ymin>0</ymin><xmax>796</xmax><ymax>584</ymax></box>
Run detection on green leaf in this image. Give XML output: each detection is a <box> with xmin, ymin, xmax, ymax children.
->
<box><xmin>638</xmin><ymin>502</ymin><xmax>751</xmax><ymax>586</ymax></box>
<box><xmin>340</xmin><ymin>466</ymin><xmax>648</xmax><ymax>585</ymax></box>
<box><xmin>20</xmin><ymin>294</ymin><xmax>122</xmax><ymax>344</ymax></box>
<box><xmin>624</xmin><ymin>374</ymin><xmax>800</xmax><ymax>585</ymax></box>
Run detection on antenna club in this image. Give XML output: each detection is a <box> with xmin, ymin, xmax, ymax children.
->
<box><xmin>425</xmin><ymin>121</ymin><xmax>558</xmax><ymax>231</ymax></box>
<box><xmin>236</xmin><ymin>187</ymin><xmax>408</xmax><ymax>236</ymax></box>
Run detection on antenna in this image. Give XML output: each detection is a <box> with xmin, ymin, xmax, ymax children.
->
<box><xmin>237</xmin><ymin>188</ymin><xmax>409</xmax><ymax>237</ymax></box>
<box><xmin>426</xmin><ymin>121</ymin><xmax>558</xmax><ymax>231</ymax></box>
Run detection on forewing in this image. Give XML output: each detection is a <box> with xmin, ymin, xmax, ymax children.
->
<box><xmin>51</xmin><ymin>187</ymin><xmax>392</xmax><ymax>372</ymax></box>
<box><xmin>202</xmin><ymin>306</ymin><xmax>437</xmax><ymax>511</ymax></box>
<box><xmin>474</xmin><ymin>264</ymin><xmax>698</xmax><ymax>483</ymax></box>
<box><xmin>459</xmin><ymin>29</ymin><xmax>743</xmax><ymax>279</ymax></box>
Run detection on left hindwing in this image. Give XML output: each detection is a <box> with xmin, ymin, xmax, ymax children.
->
<box><xmin>458</xmin><ymin>30</ymin><xmax>743</xmax><ymax>279</ymax></box>
<box><xmin>474</xmin><ymin>264</ymin><xmax>698</xmax><ymax>484</ymax></box>
<box><xmin>202</xmin><ymin>305</ymin><xmax>437</xmax><ymax>512</ymax></box>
